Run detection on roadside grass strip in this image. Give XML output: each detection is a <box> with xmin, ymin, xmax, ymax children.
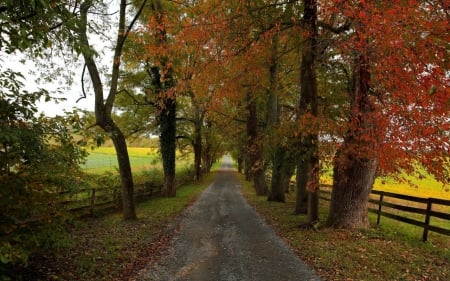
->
<box><xmin>239</xmin><ymin>174</ymin><xmax>450</xmax><ymax>281</ymax></box>
<box><xmin>27</xmin><ymin>172</ymin><xmax>217</xmax><ymax>281</ymax></box>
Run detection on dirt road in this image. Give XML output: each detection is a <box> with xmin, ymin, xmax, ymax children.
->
<box><xmin>135</xmin><ymin>155</ymin><xmax>321</xmax><ymax>281</ymax></box>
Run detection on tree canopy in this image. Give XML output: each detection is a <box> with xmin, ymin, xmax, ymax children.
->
<box><xmin>1</xmin><ymin>0</ymin><xmax>448</xmax><ymax>276</ymax></box>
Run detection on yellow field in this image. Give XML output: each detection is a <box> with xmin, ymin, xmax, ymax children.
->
<box><xmin>321</xmin><ymin>175</ymin><xmax>449</xmax><ymax>200</ymax></box>
<box><xmin>373</xmin><ymin>178</ymin><xmax>449</xmax><ymax>200</ymax></box>
<box><xmin>90</xmin><ymin>146</ymin><xmax>159</xmax><ymax>157</ymax></box>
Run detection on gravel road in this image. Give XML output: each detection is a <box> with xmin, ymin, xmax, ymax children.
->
<box><xmin>134</xmin><ymin>155</ymin><xmax>321</xmax><ymax>281</ymax></box>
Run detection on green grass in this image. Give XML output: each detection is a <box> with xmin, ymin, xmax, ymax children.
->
<box><xmin>28</xmin><ymin>171</ymin><xmax>216</xmax><ymax>281</ymax></box>
<box><xmin>82</xmin><ymin>147</ymin><xmax>194</xmax><ymax>175</ymax></box>
<box><xmin>82</xmin><ymin>147</ymin><xmax>161</xmax><ymax>174</ymax></box>
<box><xmin>239</xmin><ymin>174</ymin><xmax>450</xmax><ymax>281</ymax></box>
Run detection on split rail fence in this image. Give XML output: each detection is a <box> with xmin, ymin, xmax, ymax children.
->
<box><xmin>319</xmin><ymin>186</ymin><xmax>450</xmax><ymax>241</ymax></box>
<box><xmin>60</xmin><ymin>182</ymin><xmax>162</xmax><ymax>218</ymax></box>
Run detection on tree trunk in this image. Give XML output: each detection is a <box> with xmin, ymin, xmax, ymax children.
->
<box><xmin>295</xmin><ymin>158</ymin><xmax>309</xmax><ymax>214</ymax></box>
<box><xmin>328</xmin><ymin>146</ymin><xmax>377</xmax><ymax>228</ymax></box>
<box><xmin>237</xmin><ymin>156</ymin><xmax>243</xmax><ymax>174</ymax></box>
<box><xmin>110</xmin><ymin>127</ymin><xmax>137</xmax><ymax>220</ymax></box>
<box><xmin>295</xmin><ymin>0</ymin><xmax>319</xmax><ymax>222</ymax></box>
<box><xmin>244</xmin><ymin>157</ymin><xmax>251</xmax><ymax>181</ymax></box>
<box><xmin>246</xmin><ymin>91</ymin><xmax>267</xmax><ymax>195</ymax></box>
<box><xmin>150</xmin><ymin>1</ymin><xmax>177</xmax><ymax>197</ymax></box>
<box><xmin>78</xmin><ymin>0</ymin><xmax>140</xmax><ymax>220</ymax></box>
<box><xmin>201</xmin><ymin>143</ymin><xmax>211</xmax><ymax>174</ymax></box>
<box><xmin>160</xmin><ymin>97</ymin><xmax>176</xmax><ymax>197</ymax></box>
<box><xmin>327</xmin><ymin>49</ymin><xmax>377</xmax><ymax>228</ymax></box>
<box><xmin>307</xmin><ymin>136</ymin><xmax>320</xmax><ymax>223</ymax></box>
<box><xmin>202</xmin><ymin>120</ymin><xmax>215</xmax><ymax>174</ymax></box>
<box><xmin>266</xmin><ymin>33</ymin><xmax>285</xmax><ymax>202</ymax></box>
<box><xmin>308</xmin><ymin>190</ymin><xmax>319</xmax><ymax>223</ymax></box>
<box><xmin>193</xmin><ymin>121</ymin><xmax>202</xmax><ymax>181</ymax></box>
<box><xmin>295</xmin><ymin>136</ymin><xmax>320</xmax><ymax>221</ymax></box>
<box><xmin>268</xmin><ymin>146</ymin><xmax>286</xmax><ymax>202</ymax></box>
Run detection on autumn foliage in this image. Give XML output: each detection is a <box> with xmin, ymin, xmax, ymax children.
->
<box><xmin>1</xmin><ymin>0</ymin><xmax>449</xmax><ymax>276</ymax></box>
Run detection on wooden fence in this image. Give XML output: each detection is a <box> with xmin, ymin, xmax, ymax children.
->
<box><xmin>60</xmin><ymin>182</ymin><xmax>163</xmax><ymax>218</ymax></box>
<box><xmin>57</xmin><ymin>166</ymin><xmax>195</xmax><ymax>218</ymax></box>
<box><xmin>319</xmin><ymin>187</ymin><xmax>450</xmax><ymax>241</ymax></box>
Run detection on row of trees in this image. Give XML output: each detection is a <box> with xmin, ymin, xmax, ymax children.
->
<box><xmin>167</xmin><ymin>0</ymin><xmax>448</xmax><ymax>228</ymax></box>
<box><xmin>0</xmin><ymin>0</ymin><xmax>448</xmax><ymax>275</ymax></box>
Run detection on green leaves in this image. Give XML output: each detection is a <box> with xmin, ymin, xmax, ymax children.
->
<box><xmin>0</xmin><ymin>69</ymin><xmax>87</xmax><ymax>277</ymax></box>
<box><xmin>0</xmin><ymin>0</ymin><xmax>77</xmax><ymax>53</ymax></box>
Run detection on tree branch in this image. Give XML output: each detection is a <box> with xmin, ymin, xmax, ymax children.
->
<box><xmin>318</xmin><ymin>20</ymin><xmax>351</xmax><ymax>34</ymax></box>
<box><xmin>105</xmin><ymin>0</ymin><xmax>148</xmax><ymax>111</ymax></box>
<box><xmin>117</xmin><ymin>88</ymin><xmax>156</xmax><ymax>107</ymax></box>
<box><xmin>76</xmin><ymin>63</ymin><xmax>88</xmax><ymax>103</ymax></box>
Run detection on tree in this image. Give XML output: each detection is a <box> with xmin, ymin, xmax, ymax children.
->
<box><xmin>266</xmin><ymin>31</ymin><xmax>287</xmax><ymax>202</ymax></box>
<box><xmin>144</xmin><ymin>0</ymin><xmax>178</xmax><ymax>197</ymax></box>
<box><xmin>294</xmin><ymin>0</ymin><xmax>320</xmax><ymax>224</ymax></box>
<box><xmin>76</xmin><ymin>0</ymin><xmax>149</xmax><ymax>219</ymax></box>
<box><xmin>327</xmin><ymin>0</ymin><xmax>449</xmax><ymax>228</ymax></box>
<box><xmin>246</xmin><ymin>88</ymin><xmax>268</xmax><ymax>195</ymax></box>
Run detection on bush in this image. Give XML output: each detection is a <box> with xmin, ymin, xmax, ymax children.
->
<box><xmin>0</xmin><ymin>71</ymin><xmax>87</xmax><ymax>279</ymax></box>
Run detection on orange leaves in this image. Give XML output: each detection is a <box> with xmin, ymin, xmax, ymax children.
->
<box><xmin>326</xmin><ymin>0</ymin><xmax>449</xmax><ymax>182</ymax></box>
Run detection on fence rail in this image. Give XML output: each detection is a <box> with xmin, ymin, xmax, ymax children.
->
<box><xmin>61</xmin><ymin>182</ymin><xmax>163</xmax><ymax>218</ymax></box>
<box><xmin>58</xmin><ymin>167</ymin><xmax>194</xmax><ymax>218</ymax></box>
<box><xmin>319</xmin><ymin>187</ymin><xmax>450</xmax><ymax>241</ymax></box>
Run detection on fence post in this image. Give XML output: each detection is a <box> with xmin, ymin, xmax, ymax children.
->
<box><xmin>90</xmin><ymin>188</ymin><xmax>96</xmax><ymax>217</ymax></box>
<box><xmin>422</xmin><ymin>198</ymin><xmax>432</xmax><ymax>242</ymax></box>
<box><xmin>377</xmin><ymin>193</ymin><xmax>384</xmax><ymax>225</ymax></box>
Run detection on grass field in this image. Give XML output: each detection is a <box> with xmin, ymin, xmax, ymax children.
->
<box><xmin>321</xmin><ymin>172</ymin><xmax>449</xmax><ymax>200</ymax></box>
<box><xmin>85</xmin><ymin>148</ymin><xmax>449</xmax><ymax>200</ymax></box>
<box><xmin>82</xmin><ymin>147</ymin><xmax>191</xmax><ymax>174</ymax></box>
<box><xmin>372</xmin><ymin>175</ymin><xmax>449</xmax><ymax>200</ymax></box>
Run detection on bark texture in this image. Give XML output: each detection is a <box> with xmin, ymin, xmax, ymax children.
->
<box><xmin>294</xmin><ymin>160</ymin><xmax>308</xmax><ymax>214</ymax></box>
<box><xmin>295</xmin><ymin>0</ymin><xmax>319</xmax><ymax>222</ymax></box>
<box><xmin>268</xmin><ymin>147</ymin><xmax>286</xmax><ymax>202</ymax></box>
<box><xmin>266</xmin><ymin>34</ymin><xmax>286</xmax><ymax>202</ymax></box>
<box><xmin>159</xmin><ymin>97</ymin><xmax>176</xmax><ymax>197</ymax></box>
<box><xmin>246</xmin><ymin>91</ymin><xmax>267</xmax><ymax>196</ymax></box>
<box><xmin>327</xmin><ymin>50</ymin><xmax>378</xmax><ymax>228</ymax></box>
<box><xmin>328</xmin><ymin>147</ymin><xmax>377</xmax><ymax>228</ymax></box>
<box><xmin>193</xmin><ymin>118</ymin><xmax>202</xmax><ymax>181</ymax></box>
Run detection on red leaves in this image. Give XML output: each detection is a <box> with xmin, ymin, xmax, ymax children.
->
<box><xmin>122</xmin><ymin>232</ymin><xmax>173</xmax><ymax>280</ymax></box>
<box><xmin>327</xmin><ymin>0</ymin><xmax>449</xmax><ymax>182</ymax></box>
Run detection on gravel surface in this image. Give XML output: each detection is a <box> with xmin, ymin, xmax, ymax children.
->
<box><xmin>134</xmin><ymin>156</ymin><xmax>321</xmax><ymax>281</ymax></box>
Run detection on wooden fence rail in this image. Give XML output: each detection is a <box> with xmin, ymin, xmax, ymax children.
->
<box><xmin>61</xmin><ymin>182</ymin><xmax>162</xmax><ymax>218</ymax></box>
<box><xmin>319</xmin><ymin>187</ymin><xmax>450</xmax><ymax>241</ymax></box>
<box><xmin>58</xmin><ymin>167</ymin><xmax>194</xmax><ymax>218</ymax></box>
<box><xmin>368</xmin><ymin>190</ymin><xmax>450</xmax><ymax>241</ymax></box>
